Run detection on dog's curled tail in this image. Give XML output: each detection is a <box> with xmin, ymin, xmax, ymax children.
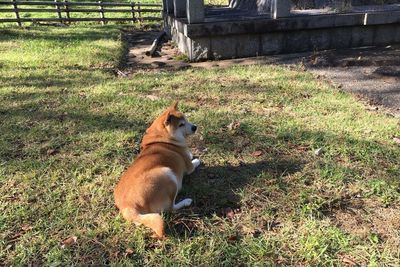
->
<box><xmin>121</xmin><ymin>207</ymin><xmax>165</xmax><ymax>238</ymax></box>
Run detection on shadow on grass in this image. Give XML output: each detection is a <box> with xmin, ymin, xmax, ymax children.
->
<box><xmin>192</xmin><ymin>158</ymin><xmax>302</xmax><ymax>211</ymax></box>
<box><xmin>0</xmin><ymin>90</ymin><xmax>148</xmax><ymax>162</ymax></box>
<box><xmin>0</xmin><ymin>71</ymin><xmax>106</xmax><ymax>90</ymax></box>
<box><xmin>167</xmin><ymin>125</ymin><xmax>400</xmax><ymax>237</ymax></box>
<box><xmin>0</xmin><ymin>26</ymin><xmax>121</xmax><ymax>43</ymax></box>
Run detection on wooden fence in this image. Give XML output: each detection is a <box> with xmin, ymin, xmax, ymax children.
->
<box><xmin>0</xmin><ymin>0</ymin><xmax>162</xmax><ymax>25</ymax></box>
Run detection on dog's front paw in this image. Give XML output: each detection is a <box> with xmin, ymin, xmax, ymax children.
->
<box><xmin>192</xmin><ymin>158</ymin><xmax>201</xmax><ymax>169</ymax></box>
<box><xmin>182</xmin><ymin>198</ymin><xmax>193</xmax><ymax>207</ymax></box>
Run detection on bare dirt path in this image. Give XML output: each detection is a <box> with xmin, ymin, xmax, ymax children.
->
<box><xmin>123</xmin><ymin>30</ymin><xmax>400</xmax><ymax>117</ymax></box>
<box><xmin>304</xmin><ymin>45</ymin><xmax>400</xmax><ymax>117</ymax></box>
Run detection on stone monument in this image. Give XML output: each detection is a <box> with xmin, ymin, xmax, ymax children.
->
<box><xmin>163</xmin><ymin>0</ymin><xmax>400</xmax><ymax>61</ymax></box>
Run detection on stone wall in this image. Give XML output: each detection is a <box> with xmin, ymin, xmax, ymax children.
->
<box><xmin>165</xmin><ymin>9</ymin><xmax>400</xmax><ymax>61</ymax></box>
<box><xmin>292</xmin><ymin>0</ymin><xmax>398</xmax><ymax>9</ymax></box>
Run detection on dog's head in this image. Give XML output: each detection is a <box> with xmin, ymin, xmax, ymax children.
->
<box><xmin>141</xmin><ymin>101</ymin><xmax>197</xmax><ymax>149</ymax></box>
<box><xmin>162</xmin><ymin>101</ymin><xmax>197</xmax><ymax>142</ymax></box>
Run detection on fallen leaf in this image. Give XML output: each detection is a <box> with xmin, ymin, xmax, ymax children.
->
<box><xmin>111</xmin><ymin>251</ymin><xmax>120</xmax><ymax>258</ymax></box>
<box><xmin>393</xmin><ymin>137</ymin><xmax>400</xmax><ymax>144</ymax></box>
<box><xmin>314</xmin><ymin>148</ymin><xmax>323</xmax><ymax>156</ymax></box>
<box><xmin>241</xmin><ymin>225</ymin><xmax>262</xmax><ymax>237</ymax></box>
<box><xmin>125</xmin><ymin>248</ymin><xmax>134</xmax><ymax>255</ymax></box>
<box><xmin>46</xmin><ymin>149</ymin><xmax>59</xmax><ymax>156</ymax></box>
<box><xmin>9</xmin><ymin>232</ymin><xmax>22</xmax><ymax>241</ymax></box>
<box><xmin>366</xmin><ymin>106</ymin><xmax>378</xmax><ymax>111</ymax></box>
<box><xmin>252</xmin><ymin>150</ymin><xmax>263</xmax><ymax>157</ymax></box>
<box><xmin>21</xmin><ymin>224</ymin><xmax>32</xmax><ymax>231</ymax></box>
<box><xmin>61</xmin><ymin>236</ymin><xmax>77</xmax><ymax>248</ymax></box>
<box><xmin>227</xmin><ymin>121</ymin><xmax>241</xmax><ymax>131</ymax></box>
<box><xmin>78</xmin><ymin>91</ymin><xmax>86</xmax><ymax>97</ymax></box>
<box><xmin>227</xmin><ymin>235</ymin><xmax>238</xmax><ymax>241</ymax></box>
<box><xmin>146</xmin><ymin>95</ymin><xmax>160</xmax><ymax>101</ymax></box>
<box><xmin>341</xmin><ymin>255</ymin><xmax>358</xmax><ymax>266</ymax></box>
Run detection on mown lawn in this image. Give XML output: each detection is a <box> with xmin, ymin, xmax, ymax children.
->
<box><xmin>1</xmin><ymin>25</ymin><xmax>400</xmax><ymax>266</ymax></box>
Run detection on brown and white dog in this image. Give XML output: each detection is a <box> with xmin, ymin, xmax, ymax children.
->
<box><xmin>114</xmin><ymin>101</ymin><xmax>200</xmax><ymax>238</ymax></box>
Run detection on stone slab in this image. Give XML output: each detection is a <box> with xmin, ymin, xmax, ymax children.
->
<box><xmin>186</xmin><ymin>0</ymin><xmax>205</xmax><ymax>24</ymax></box>
<box><xmin>181</xmin><ymin>11</ymin><xmax>400</xmax><ymax>38</ymax></box>
<box><xmin>173</xmin><ymin>0</ymin><xmax>186</xmax><ymax>17</ymax></box>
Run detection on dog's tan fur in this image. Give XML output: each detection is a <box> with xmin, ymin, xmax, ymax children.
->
<box><xmin>114</xmin><ymin>102</ymin><xmax>200</xmax><ymax>238</ymax></box>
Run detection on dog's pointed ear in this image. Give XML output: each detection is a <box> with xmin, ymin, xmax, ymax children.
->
<box><xmin>171</xmin><ymin>101</ymin><xmax>179</xmax><ymax>110</ymax></box>
<box><xmin>164</xmin><ymin>111</ymin><xmax>173</xmax><ymax>126</ymax></box>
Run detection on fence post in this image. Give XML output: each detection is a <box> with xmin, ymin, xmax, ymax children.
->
<box><xmin>12</xmin><ymin>0</ymin><xmax>21</xmax><ymax>26</ymax></box>
<box><xmin>130</xmin><ymin>2</ymin><xmax>135</xmax><ymax>24</ymax></box>
<box><xmin>137</xmin><ymin>3</ymin><xmax>142</xmax><ymax>25</ymax></box>
<box><xmin>64</xmin><ymin>0</ymin><xmax>70</xmax><ymax>24</ymax></box>
<box><xmin>98</xmin><ymin>1</ymin><xmax>105</xmax><ymax>25</ymax></box>
<box><xmin>54</xmin><ymin>0</ymin><xmax>63</xmax><ymax>23</ymax></box>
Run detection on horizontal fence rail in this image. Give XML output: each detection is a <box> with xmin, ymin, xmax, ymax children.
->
<box><xmin>0</xmin><ymin>0</ymin><xmax>162</xmax><ymax>25</ymax></box>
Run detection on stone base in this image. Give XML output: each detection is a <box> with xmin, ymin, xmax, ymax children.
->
<box><xmin>164</xmin><ymin>7</ymin><xmax>400</xmax><ymax>61</ymax></box>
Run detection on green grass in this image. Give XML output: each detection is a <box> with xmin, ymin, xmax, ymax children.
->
<box><xmin>1</xmin><ymin>25</ymin><xmax>400</xmax><ymax>266</ymax></box>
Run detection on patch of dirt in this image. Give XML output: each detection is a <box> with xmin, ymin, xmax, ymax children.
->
<box><xmin>123</xmin><ymin>30</ymin><xmax>192</xmax><ymax>72</ymax></box>
<box><xmin>122</xmin><ymin>30</ymin><xmax>400</xmax><ymax>117</ymax></box>
<box><xmin>330</xmin><ymin>198</ymin><xmax>400</xmax><ymax>246</ymax></box>
<box><xmin>303</xmin><ymin>45</ymin><xmax>400</xmax><ymax>117</ymax></box>
<box><xmin>122</xmin><ymin>30</ymin><xmax>304</xmax><ymax>72</ymax></box>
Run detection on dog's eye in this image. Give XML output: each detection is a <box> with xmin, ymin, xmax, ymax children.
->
<box><xmin>179</xmin><ymin>123</ymin><xmax>185</xmax><ymax>127</ymax></box>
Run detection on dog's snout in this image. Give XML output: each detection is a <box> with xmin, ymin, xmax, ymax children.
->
<box><xmin>191</xmin><ymin>125</ymin><xmax>197</xmax><ymax>132</ymax></box>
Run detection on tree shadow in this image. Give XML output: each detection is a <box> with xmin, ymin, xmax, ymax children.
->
<box><xmin>167</xmin><ymin>158</ymin><xmax>304</xmax><ymax>237</ymax></box>
<box><xmin>167</xmin><ymin>124</ymin><xmax>400</xmax><ymax>238</ymax></box>
<box><xmin>0</xmin><ymin>26</ymin><xmax>121</xmax><ymax>43</ymax></box>
<box><xmin>192</xmin><ymin>157</ymin><xmax>302</xmax><ymax>209</ymax></box>
<box><xmin>0</xmin><ymin>90</ymin><xmax>148</xmax><ymax>162</ymax></box>
<box><xmin>166</xmin><ymin>121</ymin><xmax>307</xmax><ymax>236</ymax></box>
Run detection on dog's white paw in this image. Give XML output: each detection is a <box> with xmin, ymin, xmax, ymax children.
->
<box><xmin>173</xmin><ymin>198</ymin><xmax>193</xmax><ymax>210</ymax></box>
<box><xmin>182</xmin><ymin>198</ymin><xmax>193</xmax><ymax>207</ymax></box>
<box><xmin>192</xmin><ymin>158</ymin><xmax>201</xmax><ymax>169</ymax></box>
